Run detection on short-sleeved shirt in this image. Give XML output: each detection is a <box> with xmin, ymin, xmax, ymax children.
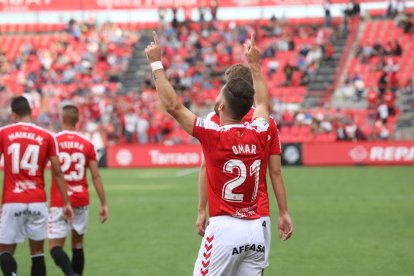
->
<box><xmin>206</xmin><ymin>109</ymin><xmax>281</xmax><ymax>217</ymax></box>
<box><xmin>50</xmin><ymin>131</ymin><xmax>97</xmax><ymax>208</ymax></box>
<box><xmin>194</xmin><ymin>116</ymin><xmax>270</xmax><ymax>219</ymax></box>
<box><xmin>0</xmin><ymin>122</ymin><xmax>58</xmax><ymax>203</ymax></box>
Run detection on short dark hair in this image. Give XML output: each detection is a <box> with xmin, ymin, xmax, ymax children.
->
<box><xmin>224</xmin><ymin>64</ymin><xmax>253</xmax><ymax>87</ymax></box>
<box><xmin>222</xmin><ymin>78</ymin><xmax>254</xmax><ymax>120</ymax></box>
<box><xmin>62</xmin><ymin>105</ymin><xmax>79</xmax><ymax>126</ymax></box>
<box><xmin>11</xmin><ymin>96</ymin><xmax>31</xmax><ymax>117</ymax></box>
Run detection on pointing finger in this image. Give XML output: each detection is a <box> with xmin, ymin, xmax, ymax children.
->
<box><xmin>250</xmin><ymin>31</ymin><xmax>256</xmax><ymax>47</ymax></box>
<box><xmin>152</xmin><ymin>31</ymin><xmax>160</xmax><ymax>45</ymax></box>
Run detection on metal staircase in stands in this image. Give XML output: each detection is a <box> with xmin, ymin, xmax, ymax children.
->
<box><xmin>303</xmin><ymin>27</ymin><xmax>349</xmax><ymax>108</ymax></box>
<box><xmin>119</xmin><ymin>31</ymin><xmax>153</xmax><ymax>94</ymax></box>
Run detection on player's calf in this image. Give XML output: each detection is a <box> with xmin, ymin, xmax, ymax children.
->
<box><xmin>31</xmin><ymin>253</ymin><xmax>46</xmax><ymax>276</ymax></box>
<box><xmin>71</xmin><ymin>248</ymin><xmax>84</xmax><ymax>276</ymax></box>
<box><xmin>0</xmin><ymin>252</ymin><xmax>17</xmax><ymax>276</ymax></box>
<box><xmin>50</xmin><ymin>246</ymin><xmax>75</xmax><ymax>276</ymax></box>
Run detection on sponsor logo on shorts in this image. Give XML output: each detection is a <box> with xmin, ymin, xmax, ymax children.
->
<box><xmin>14</xmin><ymin>210</ymin><xmax>42</xmax><ymax>217</ymax></box>
<box><xmin>232</xmin><ymin>244</ymin><xmax>265</xmax><ymax>255</ymax></box>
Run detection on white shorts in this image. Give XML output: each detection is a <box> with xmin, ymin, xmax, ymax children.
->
<box><xmin>48</xmin><ymin>206</ymin><xmax>89</xmax><ymax>239</ymax></box>
<box><xmin>193</xmin><ymin>216</ymin><xmax>265</xmax><ymax>276</ymax></box>
<box><xmin>260</xmin><ymin>216</ymin><xmax>271</xmax><ymax>268</ymax></box>
<box><xmin>0</xmin><ymin>202</ymin><xmax>48</xmax><ymax>244</ymax></box>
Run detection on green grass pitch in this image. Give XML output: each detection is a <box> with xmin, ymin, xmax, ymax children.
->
<box><xmin>6</xmin><ymin>166</ymin><xmax>414</xmax><ymax>275</ymax></box>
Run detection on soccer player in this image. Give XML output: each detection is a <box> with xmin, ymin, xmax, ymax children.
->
<box><xmin>146</xmin><ymin>31</ymin><xmax>270</xmax><ymax>275</ymax></box>
<box><xmin>0</xmin><ymin>96</ymin><xmax>74</xmax><ymax>276</ymax></box>
<box><xmin>195</xmin><ymin>64</ymin><xmax>293</xmax><ymax>273</ymax></box>
<box><xmin>48</xmin><ymin>105</ymin><xmax>109</xmax><ymax>276</ymax></box>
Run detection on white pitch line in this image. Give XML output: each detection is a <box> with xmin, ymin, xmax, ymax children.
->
<box><xmin>176</xmin><ymin>167</ymin><xmax>199</xmax><ymax>177</ymax></box>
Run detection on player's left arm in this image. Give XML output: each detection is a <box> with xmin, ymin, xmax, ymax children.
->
<box><xmin>145</xmin><ymin>31</ymin><xmax>196</xmax><ymax>135</ymax></box>
<box><xmin>244</xmin><ymin>32</ymin><xmax>270</xmax><ymax>121</ymax></box>
<box><xmin>196</xmin><ymin>154</ymin><xmax>208</xmax><ymax>237</ymax></box>
<box><xmin>89</xmin><ymin>160</ymin><xmax>108</xmax><ymax>223</ymax></box>
<box><xmin>50</xmin><ymin>156</ymin><xmax>74</xmax><ymax>223</ymax></box>
<box><xmin>268</xmin><ymin>154</ymin><xmax>293</xmax><ymax>241</ymax></box>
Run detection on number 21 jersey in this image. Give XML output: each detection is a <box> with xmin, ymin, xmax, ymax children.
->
<box><xmin>0</xmin><ymin>122</ymin><xmax>58</xmax><ymax>203</ymax></box>
<box><xmin>50</xmin><ymin>131</ymin><xmax>96</xmax><ymax>208</ymax></box>
<box><xmin>193</xmin><ymin>117</ymin><xmax>270</xmax><ymax>219</ymax></box>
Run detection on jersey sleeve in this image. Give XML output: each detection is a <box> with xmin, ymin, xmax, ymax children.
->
<box><xmin>193</xmin><ymin>117</ymin><xmax>220</xmax><ymax>150</ymax></box>
<box><xmin>269</xmin><ymin>119</ymin><xmax>281</xmax><ymax>155</ymax></box>
<box><xmin>48</xmin><ymin>134</ymin><xmax>59</xmax><ymax>158</ymax></box>
<box><xmin>0</xmin><ymin>129</ymin><xmax>3</xmax><ymax>155</ymax></box>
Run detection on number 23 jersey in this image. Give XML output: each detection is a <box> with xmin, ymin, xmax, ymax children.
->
<box><xmin>193</xmin><ymin>117</ymin><xmax>270</xmax><ymax>219</ymax></box>
<box><xmin>0</xmin><ymin>122</ymin><xmax>58</xmax><ymax>204</ymax></box>
<box><xmin>50</xmin><ymin>131</ymin><xmax>97</xmax><ymax>208</ymax></box>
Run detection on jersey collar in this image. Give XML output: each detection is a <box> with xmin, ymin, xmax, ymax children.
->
<box><xmin>220</xmin><ymin>124</ymin><xmax>245</xmax><ymax>130</ymax></box>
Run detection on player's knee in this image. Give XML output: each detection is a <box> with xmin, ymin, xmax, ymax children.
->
<box><xmin>50</xmin><ymin>246</ymin><xmax>63</xmax><ymax>255</ymax></box>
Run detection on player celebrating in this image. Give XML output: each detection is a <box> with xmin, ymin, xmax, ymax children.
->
<box><xmin>0</xmin><ymin>96</ymin><xmax>74</xmax><ymax>276</ymax></box>
<box><xmin>48</xmin><ymin>105</ymin><xmax>109</xmax><ymax>276</ymax></box>
<box><xmin>196</xmin><ymin>64</ymin><xmax>293</xmax><ymax>273</ymax></box>
<box><xmin>146</xmin><ymin>31</ymin><xmax>269</xmax><ymax>275</ymax></box>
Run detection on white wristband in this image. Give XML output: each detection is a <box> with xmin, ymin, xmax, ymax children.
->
<box><xmin>150</xmin><ymin>61</ymin><xmax>164</xmax><ymax>72</ymax></box>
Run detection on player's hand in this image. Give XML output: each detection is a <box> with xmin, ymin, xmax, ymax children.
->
<box><xmin>244</xmin><ymin>32</ymin><xmax>261</xmax><ymax>65</ymax></box>
<box><xmin>145</xmin><ymin>31</ymin><xmax>162</xmax><ymax>63</ymax></box>
<box><xmin>99</xmin><ymin>204</ymin><xmax>109</xmax><ymax>223</ymax></box>
<box><xmin>63</xmin><ymin>203</ymin><xmax>74</xmax><ymax>224</ymax></box>
<box><xmin>278</xmin><ymin>213</ymin><xmax>293</xmax><ymax>241</ymax></box>
<box><xmin>195</xmin><ymin>210</ymin><xmax>207</xmax><ymax>237</ymax></box>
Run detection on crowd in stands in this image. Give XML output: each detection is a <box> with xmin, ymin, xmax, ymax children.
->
<box><xmin>0</xmin><ymin>7</ymin><xmax>412</xmax><ymax>145</ymax></box>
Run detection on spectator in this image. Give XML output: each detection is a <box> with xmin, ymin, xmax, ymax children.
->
<box><xmin>383</xmin><ymin>90</ymin><xmax>396</xmax><ymax>115</ymax></box>
<box><xmin>388</xmin><ymin>71</ymin><xmax>399</xmax><ymax>92</ymax></box>
<box><xmin>283</xmin><ymin>62</ymin><xmax>297</xmax><ymax>86</ymax></box>
<box><xmin>378</xmin><ymin>71</ymin><xmax>388</xmax><ymax>97</ymax></box>
<box><xmin>373</xmin><ymin>40</ymin><xmax>383</xmax><ymax>56</ymax></box>
<box><xmin>124</xmin><ymin>109</ymin><xmax>137</xmax><ymax>144</ymax></box>
<box><xmin>323</xmin><ymin>0</ymin><xmax>333</xmax><ymax>27</ymax></box>
<box><xmin>136</xmin><ymin>112</ymin><xmax>149</xmax><ymax>144</ymax></box>
<box><xmin>267</xmin><ymin>60</ymin><xmax>279</xmax><ymax>78</ymax></box>
<box><xmin>393</xmin><ymin>40</ymin><xmax>402</xmax><ymax>56</ymax></box>
<box><xmin>377</xmin><ymin>100</ymin><xmax>389</xmax><ymax>123</ymax></box>
<box><xmin>325</xmin><ymin>42</ymin><xmax>334</xmax><ymax>64</ymax></box>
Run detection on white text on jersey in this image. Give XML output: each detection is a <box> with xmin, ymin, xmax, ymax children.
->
<box><xmin>8</xmin><ymin>132</ymin><xmax>44</xmax><ymax>145</ymax></box>
<box><xmin>59</xmin><ymin>141</ymin><xmax>85</xmax><ymax>151</ymax></box>
<box><xmin>232</xmin><ymin>144</ymin><xmax>257</xmax><ymax>155</ymax></box>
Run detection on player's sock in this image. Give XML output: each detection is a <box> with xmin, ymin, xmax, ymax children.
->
<box><xmin>31</xmin><ymin>254</ymin><xmax>46</xmax><ymax>276</ymax></box>
<box><xmin>72</xmin><ymin>248</ymin><xmax>84</xmax><ymax>276</ymax></box>
<box><xmin>51</xmin><ymin>246</ymin><xmax>75</xmax><ymax>275</ymax></box>
<box><xmin>0</xmin><ymin>252</ymin><xmax>17</xmax><ymax>276</ymax></box>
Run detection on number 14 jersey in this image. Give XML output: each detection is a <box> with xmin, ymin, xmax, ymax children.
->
<box><xmin>0</xmin><ymin>122</ymin><xmax>58</xmax><ymax>204</ymax></box>
<box><xmin>50</xmin><ymin>131</ymin><xmax>96</xmax><ymax>208</ymax></box>
<box><xmin>193</xmin><ymin>117</ymin><xmax>270</xmax><ymax>219</ymax></box>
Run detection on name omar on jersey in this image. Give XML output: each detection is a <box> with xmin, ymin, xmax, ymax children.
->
<box><xmin>232</xmin><ymin>144</ymin><xmax>257</xmax><ymax>155</ymax></box>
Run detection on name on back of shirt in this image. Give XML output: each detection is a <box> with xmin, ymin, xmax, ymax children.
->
<box><xmin>232</xmin><ymin>144</ymin><xmax>257</xmax><ymax>155</ymax></box>
<box><xmin>59</xmin><ymin>141</ymin><xmax>84</xmax><ymax>151</ymax></box>
<box><xmin>8</xmin><ymin>132</ymin><xmax>44</xmax><ymax>145</ymax></box>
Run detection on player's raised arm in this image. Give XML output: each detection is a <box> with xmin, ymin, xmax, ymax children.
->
<box><xmin>89</xmin><ymin>160</ymin><xmax>109</xmax><ymax>223</ymax></box>
<box><xmin>244</xmin><ymin>32</ymin><xmax>270</xmax><ymax>120</ymax></box>
<box><xmin>145</xmin><ymin>31</ymin><xmax>196</xmax><ymax>135</ymax></box>
<box><xmin>50</xmin><ymin>156</ymin><xmax>74</xmax><ymax>222</ymax></box>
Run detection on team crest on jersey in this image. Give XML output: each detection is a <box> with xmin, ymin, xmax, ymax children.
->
<box><xmin>256</xmin><ymin>117</ymin><xmax>269</xmax><ymax>127</ymax></box>
<box><xmin>196</xmin><ymin>118</ymin><xmax>205</xmax><ymax>128</ymax></box>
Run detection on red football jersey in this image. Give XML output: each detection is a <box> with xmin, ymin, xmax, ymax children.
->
<box><xmin>0</xmin><ymin>123</ymin><xmax>58</xmax><ymax>203</ymax></box>
<box><xmin>206</xmin><ymin>109</ymin><xmax>281</xmax><ymax>217</ymax></box>
<box><xmin>50</xmin><ymin>131</ymin><xmax>97</xmax><ymax>207</ymax></box>
<box><xmin>194</xmin><ymin>116</ymin><xmax>270</xmax><ymax>219</ymax></box>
